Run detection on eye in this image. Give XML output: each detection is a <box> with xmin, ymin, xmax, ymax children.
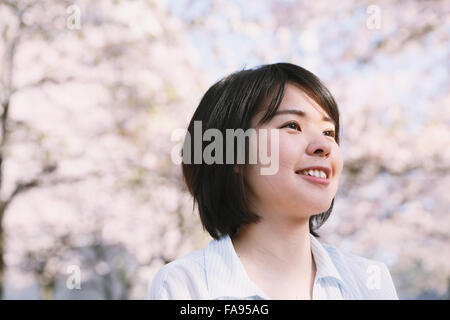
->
<box><xmin>324</xmin><ymin>130</ymin><xmax>336</xmax><ymax>138</ymax></box>
<box><xmin>282</xmin><ymin>121</ymin><xmax>301</xmax><ymax>131</ymax></box>
<box><xmin>282</xmin><ymin>122</ymin><xmax>336</xmax><ymax>138</ymax></box>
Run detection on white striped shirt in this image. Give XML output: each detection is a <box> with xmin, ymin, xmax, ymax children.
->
<box><xmin>147</xmin><ymin>234</ymin><xmax>399</xmax><ymax>300</ymax></box>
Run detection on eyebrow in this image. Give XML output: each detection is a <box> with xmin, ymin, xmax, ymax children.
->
<box><xmin>274</xmin><ymin>109</ymin><xmax>335</xmax><ymax>126</ymax></box>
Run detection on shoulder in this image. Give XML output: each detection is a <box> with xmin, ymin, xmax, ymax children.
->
<box><xmin>322</xmin><ymin>242</ymin><xmax>399</xmax><ymax>300</ymax></box>
<box><xmin>146</xmin><ymin>248</ymin><xmax>208</xmax><ymax>300</ymax></box>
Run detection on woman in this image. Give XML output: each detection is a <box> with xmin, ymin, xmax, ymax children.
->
<box><xmin>147</xmin><ymin>63</ymin><xmax>399</xmax><ymax>300</ymax></box>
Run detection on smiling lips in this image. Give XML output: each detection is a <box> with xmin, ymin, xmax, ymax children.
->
<box><xmin>298</xmin><ymin>173</ymin><xmax>330</xmax><ymax>185</ymax></box>
<box><xmin>295</xmin><ymin>167</ymin><xmax>331</xmax><ymax>185</ymax></box>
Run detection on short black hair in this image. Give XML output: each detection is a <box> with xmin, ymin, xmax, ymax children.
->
<box><xmin>182</xmin><ymin>63</ymin><xmax>340</xmax><ymax>240</ymax></box>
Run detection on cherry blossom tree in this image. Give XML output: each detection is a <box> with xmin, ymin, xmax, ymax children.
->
<box><xmin>1</xmin><ymin>0</ymin><xmax>206</xmax><ymax>299</ymax></box>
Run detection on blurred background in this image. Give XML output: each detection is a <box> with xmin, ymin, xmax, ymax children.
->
<box><xmin>0</xmin><ymin>0</ymin><xmax>449</xmax><ymax>299</ymax></box>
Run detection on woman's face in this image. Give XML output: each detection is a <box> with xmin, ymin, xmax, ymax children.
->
<box><xmin>244</xmin><ymin>83</ymin><xmax>344</xmax><ymax>223</ymax></box>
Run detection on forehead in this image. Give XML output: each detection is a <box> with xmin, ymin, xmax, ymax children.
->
<box><xmin>251</xmin><ymin>83</ymin><xmax>334</xmax><ymax>128</ymax></box>
<box><xmin>278</xmin><ymin>83</ymin><xmax>330</xmax><ymax>119</ymax></box>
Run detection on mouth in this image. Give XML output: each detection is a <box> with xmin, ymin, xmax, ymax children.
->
<box><xmin>295</xmin><ymin>167</ymin><xmax>331</xmax><ymax>185</ymax></box>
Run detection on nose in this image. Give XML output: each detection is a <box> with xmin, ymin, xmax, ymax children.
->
<box><xmin>305</xmin><ymin>134</ymin><xmax>332</xmax><ymax>158</ymax></box>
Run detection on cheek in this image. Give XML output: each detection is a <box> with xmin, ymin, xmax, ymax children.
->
<box><xmin>253</xmin><ymin>129</ymin><xmax>278</xmax><ymax>160</ymax></box>
<box><xmin>276</xmin><ymin>134</ymin><xmax>306</xmax><ymax>172</ymax></box>
<box><xmin>255</xmin><ymin>130</ymin><xmax>301</xmax><ymax>165</ymax></box>
<box><xmin>333</xmin><ymin>146</ymin><xmax>344</xmax><ymax>177</ymax></box>
<box><xmin>249</xmin><ymin>136</ymin><xmax>301</xmax><ymax>189</ymax></box>
<box><xmin>244</xmin><ymin>135</ymin><xmax>297</xmax><ymax>193</ymax></box>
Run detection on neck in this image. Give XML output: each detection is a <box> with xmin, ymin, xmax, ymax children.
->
<box><xmin>231</xmin><ymin>214</ymin><xmax>315</xmax><ymax>280</ymax></box>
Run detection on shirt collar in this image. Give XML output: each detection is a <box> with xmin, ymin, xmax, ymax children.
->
<box><xmin>309</xmin><ymin>234</ymin><xmax>346</xmax><ymax>285</ymax></box>
<box><xmin>204</xmin><ymin>233</ymin><xmax>348</xmax><ymax>299</ymax></box>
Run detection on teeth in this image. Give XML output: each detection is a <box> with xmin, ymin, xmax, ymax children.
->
<box><xmin>300</xmin><ymin>169</ymin><xmax>328</xmax><ymax>179</ymax></box>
